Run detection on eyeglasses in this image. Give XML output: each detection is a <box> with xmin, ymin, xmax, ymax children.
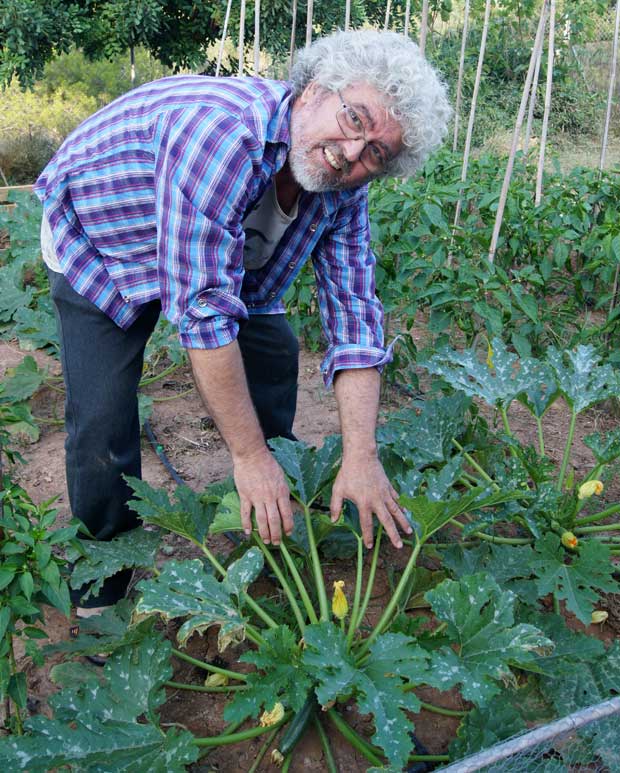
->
<box><xmin>335</xmin><ymin>92</ymin><xmax>388</xmax><ymax>174</ymax></box>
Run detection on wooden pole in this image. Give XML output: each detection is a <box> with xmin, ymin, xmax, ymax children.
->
<box><xmin>215</xmin><ymin>0</ymin><xmax>233</xmax><ymax>76</ymax></box>
<box><xmin>452</xmin><ymin>0</ymin><xmax>471</xmax><ymax>152</ymax></box>
<box><xmin>523</xmin><ymin>2</ymin><xmax>547</xmax><ymax>156</ymax></box>
<box><xmin>600</xmin><ymin>0</ymin><xmax>620</xmax><ymax>172</ymax></box>
<box><xmin>404</xmin><ymin>0</ymin><xmax>411</xmax><ymax>37</ymax></box>
<box><xmin>384</xmin><ymin>0</ymin><xmax>392</xmax><ymax>31</ymax></box>
<box><xmin>345</xmin><ymin>0</ymin><xmax>351</xmax><ymax>31</ymax></box>
<box><xmin>288</xmin><ymin>0</ymin><xmax>297</xmax><ymax>77</ymax></box>
<box><xmin>535</xmin><ymin>0</ymin><xmax>555</xmax><ymax>206</ymax></box>
<box><xmin>253</xmin><ymin>0</ymin><xmax>260</xmax><ymax>75</ymax></box>
<box><xmin>238</xmin><ymin>0</ymin><xmax>246</xmax><ymax>75</ymax></box>
<box><xmin>451</xmin><ymin>0</ymin><xmax>492</xmax><ymax>242</ymax></box>
<box><xmin>419</xmin><ymin>0</ymin><xmax>429</xmax><ymax>56</ymax></box>
<box><xmin>488</xmin><ymin>3</ymin><xmax>547</xmax><ymax>264</ymax></box>
<box><xmin>305</xmin><ymin>0</ymin><xmax>313</xmax><ymax>47</ymax></box>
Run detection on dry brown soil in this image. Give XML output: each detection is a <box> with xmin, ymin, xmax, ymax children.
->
<box><xmin>2</xmin><ymin>337</ymin><xmax>619</xmax><ymax>772</ymax></box>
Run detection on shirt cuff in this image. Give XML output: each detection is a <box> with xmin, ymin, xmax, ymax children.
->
<box><xmin>177</xmin><ymin>290</ymin><xmax>248</xmax><ymax>349</ymax></box>
<box><xmin>320</xmin><ymin>339</ymin><xmax>396</xmax><ymax>388</ymax></box>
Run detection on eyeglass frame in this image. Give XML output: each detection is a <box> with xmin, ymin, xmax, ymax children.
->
<box><xmin>334</xmin><ymin>91</ymin><xmax>391</xmax><ymax>174</ymax></box>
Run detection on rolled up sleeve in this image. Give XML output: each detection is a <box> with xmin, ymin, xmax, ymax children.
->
<box><xmin>154</xmin><ymin>107</ymin><xmax>259</xmax><ymax>349</ymax></box>
<box><xmin>311</xmin><ymin>190</ymin><xmax>392</xmax><ymax>387</ymax></box>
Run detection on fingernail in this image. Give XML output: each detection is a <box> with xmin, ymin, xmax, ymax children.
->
<box><xmin>396</xmin><ymin>541</ymin><xmax>403</xmax><ymax>549</ymax></box>
<box><xmin>264</xmin><ymin>539</ymin><xmax>270</xmax><ymax>545</ymax></box>
<box><xmin>366</xmin><ymin>542</ymin><xmax>373</xmax><ymax>549</ymax></box>
<box><xmin>244</xmin><ymin>529</ymin><xmax>251</xmax><ymax>536</ymax></box>
<box><xmin>406</xmin><ymin>527</ymin><xmax>413</xmax><ymax>534</ymax></box>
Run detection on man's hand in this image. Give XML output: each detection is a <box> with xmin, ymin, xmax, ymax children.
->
<box><xmin>330</xmin><ymin>454</ymin><xmax>412</xmax><ymax>549</ymax></box>
<box><xmin>233</xmin><ymin>447</ymin><xmax>294</xmax><ymax>545</ymax></box>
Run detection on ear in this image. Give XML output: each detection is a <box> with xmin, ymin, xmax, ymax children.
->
<box><xmin>298</xmin><ymin>80</ymin><xmax>322</xmax><ymax>105</ymax></box>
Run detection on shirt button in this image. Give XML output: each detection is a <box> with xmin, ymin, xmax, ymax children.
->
<box><xmin>309</xmin><ymin>223</ymin><xmax>318</xmax><ymax>232</ymax></box>
<box><xmin>269</xmin><ymin>291</ymin><xmax>276</xmax><ymax>298</ymax></box>
<box><xmin>288</xmin><ymin>261</ymin><xmax>295</xmax><ymax>269</ymax></box>
<box><xmin>197</xmin><ymin>298</ymin><xmax>208</xmax><ymax>307</ymax></box>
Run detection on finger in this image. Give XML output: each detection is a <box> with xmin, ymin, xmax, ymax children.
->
<box><xmin>377</xmin><ymin>505</ymin><xmax>403</xmax><ymax>549</ymax></box>
<box><xmin>266</xmin><ymin>501</ymin><xmax>282</xmax><ymax>546</ymax></box>
<box><xmin>278</xmin><ymin>496</ymin><xmax>294</xmax><ymax>536</ymax></box>
<box><xmin>254</xmin><ymin>503</ymin><xmax>271</xmax><ymax>544</ymax></box>
<box><xmin>386</xmin><ymin>498</ymin><xmax>413</xmax><ymax>534</ymax></box>
<box><xmin>240</xmin><ymin>497</ymin><xmax>252</xmax><ymax>536</ymax></box>
<box><xmin>389</xmin><ymin>485</ymin><xmax>401</xmax><ymax>502</ymax></box>
<box><xmin>330</xmin><ymin>490</ymin><xmax>344</xmax><ymax>523</ymax></box>
<box><xmin>359</xmin><ymin>508</ymin><xmax>374</xmax><ymax>550</ymax></box>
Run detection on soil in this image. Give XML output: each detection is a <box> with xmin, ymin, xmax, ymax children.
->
<box><xmin>2</xmin><ymin>337</ymin><xmax>620</xmax><ymax>772</ymax></box>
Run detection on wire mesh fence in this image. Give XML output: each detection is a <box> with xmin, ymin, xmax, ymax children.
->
<box><xmin>437</xmin><ymin>697</ymin><xmax>620</xmax><ymax>773</ymax></box>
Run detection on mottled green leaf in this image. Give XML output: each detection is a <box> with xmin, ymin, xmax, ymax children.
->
<box><xmin>303</xmin><ymin>622</ymin><xmax>428</xmax><ymax>769</ymax></box>
<box><xmin>547</xmin><ymin>345</ymin><xmax>620</xmax><ymax>413</ymax></box>
<box><xmin>449</xmin><ymin>692</ymin><xmax>526</xmax><ymax>759</ymax></box>
<box><xmin>531</xmin><ymin>534</ymin><xmax>620</xmax><ymax>625</ymax></box>
<box><xmin>0</xmin><ymin>356</ymin><xmax>46</xmax><ymax>402</ymax></box>
<box><xmin>70</xmin><ymin>527</ymin><xmax>160</xmax><ymax>602</ymax></box>
<box><xmin>425</xmin><ymin>574</ymin><xmax>552</xmax><ymax>705</ymax></box>
<box><xmin>135</xmin><ymin>549</ymin><xmax>263</xmax><ymax>650</ymax></box>
<box><xmin>209</xmin><ymin>491</ymin><xmax>243</xmax><ymax>534</ymax></box>
<box><xmin>583</xmin><ymin>429</ymin><xmax>620</xmax><ymax>465</ymax></box>
<box><xmin>269</xmin><ymin>435</ymin><xmax>342</xmax><ymax>506</ymax></box>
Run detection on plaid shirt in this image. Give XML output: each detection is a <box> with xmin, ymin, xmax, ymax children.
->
<box><xmin>34</xmin><ymin>75</ymin><xmax>391</xmax><ymax>386</ymax></box>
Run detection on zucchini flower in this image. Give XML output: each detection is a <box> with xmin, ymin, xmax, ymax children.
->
<box><xmin>578</xmin><ymin>480</ymin><xmax>604</xmax><ymax>500</ymax></box>
<box><xmin>332</xmin><ymin>580</ymin><xmax>348</xmax><ymax>621</ymax></box>
<box><xmin>204</xmin><ymin>673</ymin><xmax>228</xmax><ymax>688</ymax></box>
<box><xmin>561</xmin><ymin>531</ymin><xmax>579</xmax><ymax>550</ymax></box>
<box><xmin>591</xmin><ymin>610</ymin><xmax>608</xmax><ymax>625</ymax></box>
<box><xmin>260</xmin><ymin>702</ymin><xmax>285</xmax><ymax>727</ymax></box>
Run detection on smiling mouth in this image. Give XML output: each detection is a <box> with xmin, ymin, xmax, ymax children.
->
<box><xmin>323</xmin><ymin>147</ymin><xmax>343</xmax><ymax>171</ymax></box>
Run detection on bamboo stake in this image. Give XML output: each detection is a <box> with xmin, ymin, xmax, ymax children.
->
<box><xmin>600</xmin><ymin>0</ymin><xmax>620</xmax><ymax>172</ymax></box>
<box><xmin>253</xmin><ymin>0</ymin><xmax>260</xmax><ymax>75</ymax></box>
<box><xmin>451</xmin><ymin>0</ymin><xmax>492</xmax><ymax>245</ymax></box>
<box><xmin>238</xmin><ymin>0</ymin><xmax>246</xmax><ymax>75</ymax></box>
<box><xmin>345</xmin><ymin>0</ymin><xmax>351</xmax><ymax>31</ymax></box>
<box><xmin>535</xmin><ymin>0</ymin><xmax>555</xmax><ymax>206</ymax></box>
<box><xmin>288</xmin><ymin>0</ymin><xmax>297</xmax><ymax>77</ymax></box>
<box><xmin>215</xmin><ymin>0</ymin><xmax>234</xmax><ymax>76</ymax></box>
<box><xmin>452</xmin><ymin>0</ymin><xmax>471</xmax><ymax>153</ymax></box>
<box><xmin>305</xmin><ymin>0</ymin><xmax>313</xmax><ymax>47</ymax></box>
<box><xmin>488</xmin><ymin>2</ymin><xmax>548</xmax><ymax>264</ymax></box>
<box><xmin>404</xmin><ymin>0</ymin><xmax>411</xmax><ymax>37</ymax></box>
<box><xmin>419</xmin><ymin>0</ymin><xmax>429</xmax><ymax>56</ymax></box>
<box><xmin>523</xmin><ymin>2</ymin><xmax>547</xmax><ymax>156</ymax></box>
<box><xmin>384</xmin><ymin>0</ymin><xmax>392</xmax><ymax>31</ymax></box>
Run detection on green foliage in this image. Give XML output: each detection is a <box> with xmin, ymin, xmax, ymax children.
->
<box><xmin>269</xmin><ymin>435</ymin><xmax>342</xmax><ymax>507</ymax></box>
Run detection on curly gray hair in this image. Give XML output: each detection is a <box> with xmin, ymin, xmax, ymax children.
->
<box><xmin>290</xmin><ymin>29</ymin><xmax>452</xmax><ymax>177</ymax></box>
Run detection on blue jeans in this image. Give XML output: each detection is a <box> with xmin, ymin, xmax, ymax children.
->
<box><xmin>48</xmin><ymin>269</ymin><xmax>299</xmax><ymax>605</ymax></box>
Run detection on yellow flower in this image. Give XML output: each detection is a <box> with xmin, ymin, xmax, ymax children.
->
<box><xmin>578</xmin><ymin>480</ymin><xmax>604</xmax><ymax>500</ymax></box>
<box><xmin>591</xmin><ymin>610</ymin><xmax>608</xmax><ymax>625</ymax></box>
<box><xmin>204</xmin><ymin>673</ymin><xmax>228</xmax><ymax>688</ymax></box>
<box><xmin>561</xmin><ymin>531</ymin><xmax>579</xmax><ymax>550</ymax></box>
<box><xmin>332</xmin><ymin>580</ymin><xmax>348</xmax><ymax>621</ymax></box>
<box><xmin>486</xmin><ymin>340</ymin><xmax>494</xmax><ymax>370</ymax></box>
<box><xmin>271</xmin><ymin>749</ymin><xmax>285</xmax><ymax>767</ymax></box>
<box><xmin>259</xmin><ymin>702</ymin><xmax>285</xmax><ymax>727</ymax></box>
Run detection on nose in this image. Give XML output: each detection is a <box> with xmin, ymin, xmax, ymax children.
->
<box><xmin>341</xmin><ymin>137</ymin><xmax>366</xmax><ymax>163</ymax></box>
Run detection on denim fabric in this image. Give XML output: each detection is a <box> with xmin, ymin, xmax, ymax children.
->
<box><xmin>48</xmin><ymin>270</ymin><xmax>299</xmax><ymax>605</ymax></box>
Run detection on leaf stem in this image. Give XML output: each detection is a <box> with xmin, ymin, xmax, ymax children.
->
<box><xmin>279</xmin><ymin>540</ymin><xmax>319</xmax><ymax>625</ymax></box>
<box><xmin>194</xmin><ymin>715</ymin><xmax>289</xmax><ymax>747</ymax></box>
<box><xmin>417</xmin><ymin>700</ymin><xmax>467</xmax><ymax>717</ymax></box>
<box><xmin>7</xmin><ymin>635</ymin><xmax>23</xmax><ymax>735</ymax></box>
<box><xmin>255</xmin><ymin>535</ymin><xmax>306</xmax><ymax>633</ymax></box>
<box><xmin>452</xmin><ymin>439</ymin><xmax>499</xmax><ymax>490</ymax></box>
<box><xmin>353</xmin><ymin>526</ymin><xmax>383</xmax><ymax>632</ymax></box>
<box><xmin>346</xmin><ymin>536</ymin><xmax>364</xmax><ymax>649</ymax></box>
<box><xmin>248</xmin><ymin>726</ymin><xmax>280</xmax><ymax>773</ymax></box>
<box><xmin>326</xmin><ymin>709</ymin><xmax>383</xmax><ymax>766</ymax></box>
<box><xmin>500</xmin><ymin>406</ymin><xmax>513</xmax><ymax>436</ymax></box>
<box><xmin>574</xmin><ymin>523</ymin><xmax>620</xmax><ymax>534</ymax></box>
<box><xmin>357</xmin><ymin>538</ymin><xmax>422</xmax><ymax>658</ymax></box>
<box><xmin>574</xmin><ymin>503</ymin><xmax>620</xmax><ymax>527</ymax></box>
<box><xmin>303</xmin><ymin>503</ymin><xmax>329</xmax><ymax>620</ymax></box>
<box><xmin>139</xmin><ymin>362</ymin><xmax>181</xmax><ymax>387</ymax></box>
<box><xmin>171</xmin><ymin>648</ymin><xmax>248</xmax><ymax>681</ymax></box>
<box><xmin>450</xmin><ymin>519</ymin><xmax>532</xmax><ymax>545</ymax></box>
<box><xmin>557</xmin><ymin>409</ymin><xmax>577</xmax><ymax>492</ymax></box>
<box><xmin>164</xmin><ymin>680</ymin><xmax>247</xmax><ymax>693</ymax></box>
<box><xmin>536</xmin><ymin>416</ymin><xmax>545</xmax><ymax>457</ymax></box>
<box><xmin>314</xmin><ymin>715</ymin><xmax>338</xmax><ymax>773</ymax></box>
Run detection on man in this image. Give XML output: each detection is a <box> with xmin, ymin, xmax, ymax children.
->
<box><xmin>36</xmin><ymin>28</ymin><xmax>451</xmax><ymax>610</ymax></box>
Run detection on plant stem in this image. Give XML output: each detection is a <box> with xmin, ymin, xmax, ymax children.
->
<box><xmin>164</xmin><ymin>680</ymin><xmax>247</xmax><ymax>693</ymax></box>
<box><xmin>452</xmin><ymin>439</ymin><xmax>499</xmax><ymax>490</ymax></box>
<box><xmin>575</xmin><ymin>503</ymin><xmax>620</xmax><ymax>527</ymax></box>
<box><xmin>553</xmin><ymin>595</ymin><xmax>560</xmax><ymax>615</ymax></box>
<box><xmin>409</xmin><ymin>754</ymin><xmax>451</xmax><ymax>763</ymax></box>
<box><xmin>326</xmin><ymin>709</ymin><xmax>383</xmax><ymax>767</ymax></box>
<box><xmin>315</xmin><ymin>715</ymin><xmax>338</xmax><ymax>773</ymax></box>
<box><xmin>574</xmin><ymin>523</ymin><xmax>620</xmax><ymax>535</ymax></box>
<box><xmin>282</xmin><ymin>755</ymin><xmax>292</xmax><ymax>772</ymax></box>
<box><xmin>248</xmin><ymin>726</ymin><xmax>280</xmax><ymax>773</ymax></box>
<box><xmin>303</xmin><ymin>503</ymin><xmax>329</xmax><ymax>620</ymax></box>
<box><xmin>354</xmin><ymin>526</ymin><xmax>383</xmax><ymax>631</ymax></box>
<box><xmin>279</xmin><ymin>540</ymin><xmax>319</xmax><ymax>624</ymax></box>
<box><xmin>171</xmin><ymin>648</ymin><xmax>248</xmax><ymax>681</ymax></box>
<box><xmin>7</xmin><ymin>635</ymin><xmax>23</xmax><ymax>735</ymax></box>
<box><xmin>418</xmin><ymin>700</ymin><xmax>467</xmax><ymax>717</ymax></box>
<box><xmin>194</xmin><ymin>715</ymin><xmax>289</xmax><ymax>747</ymax></box>
<box><xmin>500</xmin><ymin>406</ymin><xmax>512</xmax><ymax>437</ymax></box>
<box><xmin>139</xmin><ymin>362</ymin><xmax>180</xmax><ymax>387</ymax></box>
<box><xmin>557</xmin><ymin>409</ymin><xmax>577</xmax><ymax>492</ymax></box>
<box><xmin>357</xmin><ymin>538</ymin><xmax>422</xmax><ymax>658</ymax></box>
<box><xmin>536</xmin><ymin>416</ymin><xmax>545</xmax><ymax>457</ymax></box>
<box><xmin>346</xmin><ymin>537</ymin><xmax>364</xmax><ymax>649</ymax></box>
<box><xmin>450</xmin><ymin>519</ymin><xmax>532</xmax><ymax>545</ymax></box>
<box><xmin>255</xmin><ymin>535</ymin><xmax>306</xmax><ymax>633</ymax></box>
<box><xmin>152</xmin><ymin>387</ymin><xmax>195</xmax><ymax>402</ymax></box>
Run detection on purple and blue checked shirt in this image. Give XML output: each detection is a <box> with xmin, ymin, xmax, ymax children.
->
<box><xmin>35</xmin><ymin>75</ymin><xmax>392</xmax><ymax>386</ymax></box>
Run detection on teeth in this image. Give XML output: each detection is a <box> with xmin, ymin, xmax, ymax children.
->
<box><xmin>324</xmin><ymin>147</ymin><xmax>341</xmax><ymax>170</ymax></box>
